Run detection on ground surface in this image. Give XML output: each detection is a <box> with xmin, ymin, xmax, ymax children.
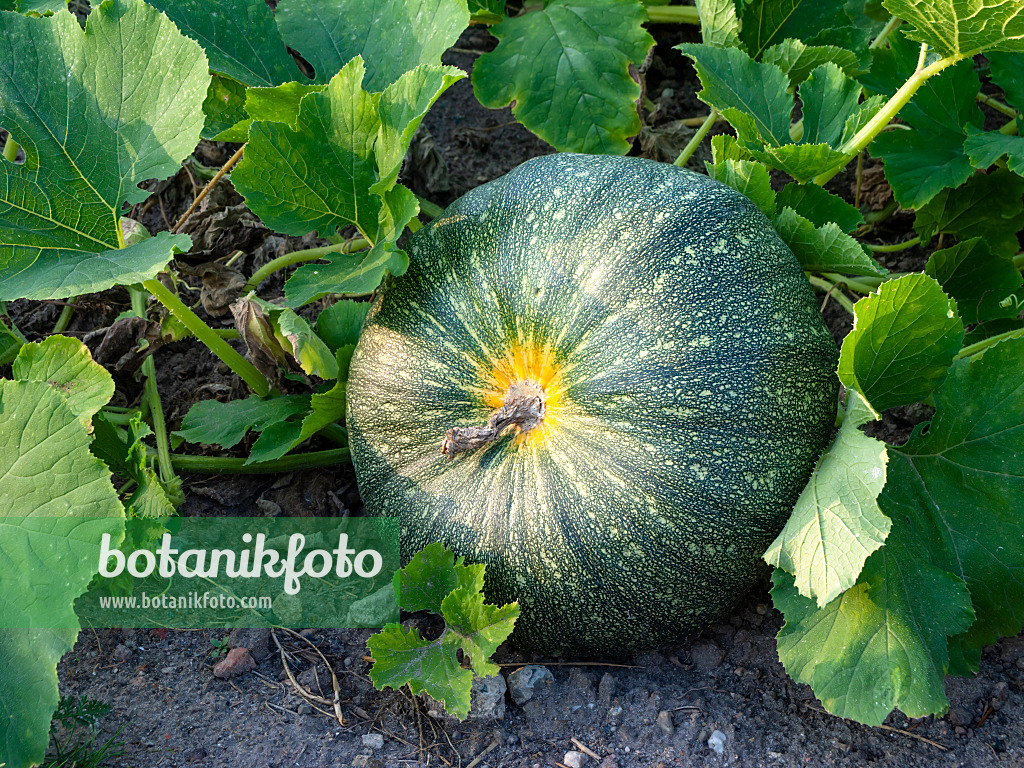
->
<box><xmin>10</xmin><ymin>20</ymin><xmax>1021</xmax><ymax>768</ymax></box>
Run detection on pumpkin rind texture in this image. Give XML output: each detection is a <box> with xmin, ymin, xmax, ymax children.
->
<box><xmin>347</xmin><ymin>154</ymin><xmax>838</xmax><ymax>655</ymax></box>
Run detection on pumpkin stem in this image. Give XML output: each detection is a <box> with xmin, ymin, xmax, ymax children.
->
<box><xmin>441</xmin><ymin>380</ymin><xmax>547</xmax><ymax>459</ymax></box>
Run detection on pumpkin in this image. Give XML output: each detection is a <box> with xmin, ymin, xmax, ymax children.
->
<box><xmin>347</xmin><ymin>153</ymin><xmax>838</xmax><ymax>655</ymax></box>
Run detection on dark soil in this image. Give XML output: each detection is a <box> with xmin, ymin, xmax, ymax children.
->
<box><xmin>19</xmin><ymin>20</ymin><xmax>1022</xmax><ymax>768</ymax></box>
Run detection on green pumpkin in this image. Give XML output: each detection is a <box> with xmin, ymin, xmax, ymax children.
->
<box><xmin>347</xmin><ymin>153</ymin><xmax>837</xmax><ymax>655</ymax></box>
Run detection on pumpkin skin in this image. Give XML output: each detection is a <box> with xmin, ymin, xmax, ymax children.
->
<box><xmin>347</xmin><ymin>154</ymin><xmax>837</xmax><ymax>655</ymax></box>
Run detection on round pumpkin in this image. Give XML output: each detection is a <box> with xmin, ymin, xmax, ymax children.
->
<box><xmin>347</xmin><ymin>153</ymin><xmax>837</xmax><ymax>655</ymax></box>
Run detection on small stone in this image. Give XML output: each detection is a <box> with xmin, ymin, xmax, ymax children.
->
<box><xmin>597</xmin><ymin>673</ymin><xmax>616</xmax><ymax>706</ymax></box>
<box><xmin>351</xmin><ymin>757</ymin><xmax>384</xmax><ymax>768</ymax></box>
<box><xmin>563</xmin><ymin>751</ymin><xmax>586</xmax><ymax>768</ymax></box>
<box><xmin>228</xmin><ymin>627</ymin><xmax>272</xmax><ymax>662</ymax></box>
<box><xmin>708</xmin><ymin>729</ymin><xmax>727</xmax><ymax>755</ymax></box>
<box><xmin>112</xmin><ymin>644</ymin><xmax>132</xmax><ymax>663</ymax></box>
<box><xmin>423</xmin><ymin>674</ymin><xmax>507</xmax><ymax>721</ymax></box>
<box><xmin>947</xmin><ymin>705</ymin><xmax>972</xmax><ymax>727</ymax></box>
<box><xmin>689</xmin><ymin>640</ymin><xmax>725</xmax><ymax>672</ymax></box>
<box><xmin>255</xmin><ymin>498</ymin><xmax>282</xmax><ymax>516</ymax></box>
<box><xmin>734</xmin><ymin>667</ymin><xmax>746</xmax><ymax>676</ymax></box>
<box><xmin>161</xmin><ymin>666</ymin><xmax>176</xmax><ymax>674</ymax></box>
<box><xmin>298</xmin><ymin>665</ymin><xmax>334</xmax><ymax>696</ymax></box>
<box><xmin>297</xmin><ymin>703</ymin><xmax>312</xmax><ymax>715</ymax></box>
<box><xmin>599</xmin><ymin>757</ymin><xmax>618</xmax><ymax>768</ymax></box>
<box><xmin>361</xmin><ymin>733</ymin><xmax>384</xmax><ymax>750</ymax></box>
<box><xmin>656</xmin><ymin>710</ymin><xmax>675</xmax><ymax>736</ymax></box>
<box><xmin>212</xmin><ymin>647</ymin><xmax>255</xmax><ymax>679</ymax></box>
<box><xmin>508</xmin><ymin>665</ymin><xmax>554</xmax><ymax>705</ymax></box>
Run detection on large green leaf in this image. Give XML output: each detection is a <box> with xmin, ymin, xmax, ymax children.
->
<box><xmin>91</xmin><ymin>414</ymin><xmax>178</xmax><ymax>518</ymax></box>
<box><xmin>881</xmin><ymin>0</ymin><xmax>1024</xmax><ymax>57</ymax></box>
<box><xmin>776</xmin><ymin>182</ymin><xmax>863</xmax><ymax>233</ymax></box>
<box><xmin>705</xmin><ymin>158</ymin><xmax>777</xmax><ymax>218</ymax></box>
<box><xmin>175</xmin><ymin>394</ymin><xmax>311</xmax><ymax>449</ymax></box>
<box><xmin>315</xmin><ymin>299</ymin><xmax>370</xmax><ymax>353</ymax></box>
<box><xmin>473</xmin><ymin>0</ymin><xmax>654</xmax><ymax>154</ymax></box>
<box><xmin>924</xmin><ymin>238</ymin><xmax>1024</xmax><ymax>324</ymax></box>
<box><xmin>12</xmin><ymin>336</ymin><xmax>113</xmax><ymax>429</ymax></box>
<box><xmin>964</xmin><ymin>126</ymin><xmax>1024</xmax><ymax>176</ymax></box>
<box><xmin>739</xmin><ymin>0</ymin><xmax>851</xmax><ymax>58</ymax></box>
<box><xmin>913</xmin><ymin>168</ymin><xmax>1024</xmax><ymax>259</ymax></box>
<box><xmin>0</xmin><ymin>380</ymin><xmax>124</xmax><ymax>768</ymax></box>
<box><xmin>276</xmin><ymin>0</ymin><xmax>470</xmax><ymax>89</ymax></box>
<box><xmin>695</xmin><ymin>0</ymin><xmax>741</xmax><ymax>49</ymax></box>
<box><xmin>762</xmin><ymin>38</ymin><xmax>862</xmax><ymax>86</ymax></box>
<box><xmin>764</xmin><ymin>391</ymin><xmax>890</xmax><ymax>607</ymax></box>
<box><xmin>987</xmin><ymin>51</ymin><xmax>1024</xmax><ymax>112</ymax></box>
<box><xmin>838</xmin><ymin>274</ymin><xmax>963</xmax><ymax>412</ymax></box>
<box><xmin>145</xmin><ymin>0</ymin><xmax>301</xmax><ymax>87</ymax></box>
<box><xmin>862</xmin><ymin>33</ymin><xmax>982</xmax><ymax>208</ymax></box>
<box><xmin>888</xmin><ymin>338</ymin><xmax>1024</xmax><ymax>662</ymax></box>
<box><xmin>0</xmin><ymin>0</ymin><xmax>206</xmax><ymax>301</ymax></box>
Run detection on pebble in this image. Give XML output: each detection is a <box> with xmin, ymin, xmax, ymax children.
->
<box><xmin>508</xmin><ymin>665</ymin><xmax>554</xmax><ymax>705</ymax></box>
<box><xmin>689</xmin><ymin>640</ymin><xmax>725</xmax><ymax>672</ymax></box>
<box><xmin>361</xmin><ymin>733</ymin><xmax>384</xmax><ymax>750</ymax></box>
<box><xmin>563</xmin><ymin>751</ymin><xmax>586</xmax><ymax>768</ymax></box>
<box><xmin>212</xmin><ymin>647</ymin><xmax>255</xmax><ymax>679</ymax></box>
<box><xmin>656</xmin><ymin>710</ymin><xmax>675</xmax><ymax>736</ymax></box>
<box><xmin>228</xmin><ymin>628</ymin><xmax>272</xmax><ymax>662</ymax></box>
<box><xmin>112</xmin><ymin>644</ymin><xmax>132</xmax><ymax>663</ymax></box>
<box><xmin>708</xmin><ymin>729</ymin><xmax>727</xmax><ymax>755</ymax></box>
<box><xmin>297</xmin><ymin>703</ymin><xmax>312</xmax><ymax>715</ymax></box>
<box><xmin>598</xmin><ymin>673</ymin><xmax>616</xmax><ymax>706</ymax></box>
<box><xmin>350</xmin><ymin>757</ymin><xmax>384</xmax><ymax>768</ymax></box>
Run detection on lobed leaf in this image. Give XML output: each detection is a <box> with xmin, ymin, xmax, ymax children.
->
<box><xmin>315</xmin><ymin>300</ymin><xmax>370</xmax><ymax>353</ymax></box>
<box><xmin>695</xmin><ymin>0</ymin><xmax>741</xmax><ymax>49</ymax></box>
<box><xmin>175</xmin><ymin>394</ymin><xmax>312</xmax><ymax>449</ymax></box>
<box><xmin>0</xmin><ymin>0</ymin><xmax>207</xmax><ymax>301</ymax></box>
<box><xmin>13</xmin><ymin>336</ymin><xmax>114</xmax><ymax>429</ymax></box>
<box><xmin>473</xmin><ymin>0</ymin><xmax>654</xmax><ymax>154</ymax></box>
<box><xmin>838</xmin><ymin>273</ymin><xmax>963</xmax><ymax>412</ymax></box>
<box><xmin>881</xmin><ymin>0</ymin><xmax>1024</xmax><ymax>58</ymax></box>
<box><xmin>964</xmin><ymin>126</ymin><xmax>1024</xmax><ymax>176</ymax></box>
<box><xmin>924</xmin><ymin>238</ymin><xmax>1024</xmax><ymax>324</ymax></box>
<box><xmin>776</xmin><ymin>183</ymin><xmax>863</xmax><ymax>233</ymax></box>
<box><xmin>772</xmin><ymin>207</ymin><xmax>885</xmax><ymax>276</ymax></box>
<box><xmin>705</xmin><ymin>158</ymin><xmax>776</xmax><ymax>218</ymax></box>
<box><xmin>764</xmin><ymin>390</ymin><xmax>890</xmax><ymax>607</ymax></box>
<box><xmin>762</xmin><ymin>38</ymin><xmax>862</xmax><ymax>86</ymax></box>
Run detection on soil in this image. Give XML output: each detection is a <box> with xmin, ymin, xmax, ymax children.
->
<box><xmin>9</xmin><ymin>19</ymin><xmax>1021</xmax><ymax>768</ymax></box>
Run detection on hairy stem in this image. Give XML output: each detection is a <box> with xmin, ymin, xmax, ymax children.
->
<box><xmin>168</xmin><ymin>447</ymin><xmax>350</xmax><ymax>474</ymax></box>
<box><xmin>131</xmin><ymin>287</ymin><xmax>176</xmax><ymax>485</ymax></box>
<box><xmin>869</xmin><ymin>16</ymin><xmax>901</xmax><ymax>49</ymax></box>
<box><xmin>645</xmin><ymin>5</ymin><xmax>700</xmax><ymax>24</ymax></box>
<box><xmin>674</xmin><ymin>108</ymin><xmax>719</xmax><ymax>167</ymax></box>
<box><xmin>244</xmin><ymin>238</ymin><xmax>371</xmax><ymax>293</ymax></box>
<box><xmin>143</xmin><ymin>277</ymin><xmax>270</xmax><ymax>397</ymax></box>
<box><xmin>821</xmin><ymin>272</ymin><xmax>887</xmax><ymax>295</ymax></box>
<box><xmin>815</xmin><ymin>51</ymin><xmax>957</xmax><ymax>186</ymax></box>
<box><xmin>976</xmin><ymin>92</ymin><xmax>1018</xmax><ymax>119</ymax></box>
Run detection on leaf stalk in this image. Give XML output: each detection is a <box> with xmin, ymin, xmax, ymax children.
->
<box><xmin>243</xmin><ymin>238</ymin><xmax>371</xmax><ymax>294</ymax></box>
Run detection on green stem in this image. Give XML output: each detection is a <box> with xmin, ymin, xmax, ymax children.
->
<box><xmin>53</xmin><ymin>298</ymin><xmax>76</xmax><ymax>334</ymax></box>
<box><xmin>999</xmin><ymin>117</ymin><xmax>1020</xmax><ymax>136</ymax></box>
<box><xmin>862</xmin><ymin>199</ymin><xmax>900</xmax><ymax>227</ymax></box>
<box><xmin>319</xmin><ymin>422</ymin><xmax>349</xmax><ymax>447</ymax></box>
<box><xmin>169</xmin><ymin>447</ymin><xmax>350</xmax><ymax>474</ymax></box>
<box><xmin>212</xmin><ymin>327</ymin><xmax>240</xmax><ymax>340</ymax></box>
<box><xmin>869</xmin><ymin>16</ymin><xmax>901</xmax><ymax>49</ymax></box>
<box><xmin>415</xmin><ymin>195</ymin><xmax>445</xmax><ymax>220</ymax></box>
<box><xmin>956</xmin><ymin>327</ymin><xmax>1024</xmax><ymax>360</ymax></box>
<box><xmin>0</xmin><ymin>300</ymin><xmax>29</xmax><ymax>344</ymax></box>
<box><xmin>1013</xmin><ymin>252</ymin><xmax>1023</xmax><ymax>270</ymax></box>
<box><xmin>674</xmin><ymin>108</ymin><xmax>719</xmax><ymax>167</ymax></box>
<box><xmin>820</xmin><ymin>272</ymin><xmax>887</xmax><ymax>295</ymax></box>
<box><xmin>807</xmin><ymin>275</ymin><xmax>857</xmax><ymax>314</ymax></box>
<box><xmin>244</xmin><ymin>239</ymin><xmax>370</xmax><ymax>294</ymax></box>
<box><xmin>131</xmin><ymin>288</ymin><xmax>176</xmax><ymax>485</ymax></box>
<box><xmin>865</xmin><ymin>236</ymin><xmax>920</xmax><ymax>253</ymax></box>
<box><xmin>143</xmin><ymin>278</ymin><xmax>270</xmax><ymax>397</ymax></box>
<box><xmin>645</xmin><ymin>5</ymin><xmax>701</xmax><ymax>24</ymax></box>
<box><xmin>814</xmin><ymin>51</ymin><xmax>958</xmax><ymax>186</ymax></box>
<box><xmin>99</xmin><ymin>408</ymin><xmax>139</xmax><ymax>425</ymax></box>
<box><xmin>976</xmin><ymin>92</ymin><xmax>1018</xmax><ymax>119</ymax></box>
<box><xmin>2</xmin><ymin>137</ymin><xmax>19</xmax><ymax>162</ymax></box>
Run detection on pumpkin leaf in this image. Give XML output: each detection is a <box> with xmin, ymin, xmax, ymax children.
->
<box><xmin>739</xmin><ymin>0</ymin><xmax>852</xmax><ymax>58</ymax></box>
<box><xmin>369</xmin><ymin>543</ymin><xmax>518</xmax><ymax>719</ymax></box>
<box><xmin>233</xmin><ymin>59</ymin><xmax>460</xmax><ymax>305</ymax></box>
<box><xmin>913</xmin><ymin>168</ymin><xmax>1024</xmax><ymax>259</ymax></box>
<box><xmin>695</xmin><ymin>0</ymin><xmax>742</xmax><ymax>49</ymax></box>
<box><xmin>202</xmin><ymin>74</ymin><xmax>250</xmax><ymax>141</ymax></box>
<box><xmin>677</xmin><ymin>44</ymin><xmax>793</xmax><ymax>147</ymax></box>
<box><xmin>862</xmin><ymin>33</ymin><xmax>982</xmax><ymax>208</ymax></box>
<box><xmin>245</xmin><ymin>82</ymin><xmax>327</xmax><ymax>125</ymax></box>
<box><xmin>887</xmin><ymin>338</ymin><xmax>1024</xmax><ymax>666</ymax></box>
<box><xmin>144</xmin><ymin>0</ymin><xmax>302</xmax><ymax>87</ymax></box>
<box><xmin>776</xmin><ymin>336</ymin><xmax>1024</xmax><ymax>723</ymax></box>
<box><xmin>880</xmin><ymin>0</ymin><xmax>1024</xmax><ymax>57</ymax></box>
<box><xmin>963</xmin><ymin>126</ymin><xmax>1024</xmax><ymax>176</ymax></box>
<box><xmin>705</xmin><ymin>158</ymin><xmax>777</xmax><ymax>218</ymax></box>
<box><xmin>750</xmin><ymin>142</ymin><xmax>849</xmax><ymax>183</ymax></box>
<box><xmin>838</xmin><ymin>274</ymin><xmax>963</xmax><ymax>413</ymax></box>
<box><xmin>316</xmin><ymin>300</ymin><xmax>370</xmax><ymax>353</ymax></box>
<box><xmin>13</xmin><ymin>336</ymin><xmax>114</xmax><ymax>430</ymax></box>
<box><xmin>0</xmin><ymin>320</ymin><xmax>21</xmax><ymax>366</ymax></box>
<box><xmin>91</xmin><ymin>414</ymin><xmax>179</xmax><ymax>518</ymax></box>
<box><xmin>764</xmin><ymin>390</ymin><xmax>890</xmax><ymax>607</ymax></box>
<box><xmin>175</xmin><ymin>394</ymin><xmax>312</xmax><ymax>449</ymax></box>
<box><xmin>987</xmin><ymin>52</ymin><xmax>1024</xmax><ymax>113</ymax></box>
<box><xmin>762</xmin><ymin>38</ymin><xmax>862</xmax><ymax>86</ymax></box>
<box><xmin>0</xmin><ymin>0</ymin><xmax>207</xmax><ymax>302</ymax></box>
<box><xmin>924</xmin><ymin>238</ymin><xmax>1024</xmax><ymax>324</ymax></box>
<box><xmin>473</xmin><ymin>0</ymin><xmax>654</xmax><ymax>154</ymax></box>
<box><xmin>776</xmin><ymin>183</ymin><xmax>864</xmax><ymax>233</ymax></box>
<box><xmin>798</xmin><ymin>63</ymin><xmax>863</xmax><ymax>148</ymax></box>
<box><xmin>0</xmin><ymin>379</ymin><xmax>125</xmax><ymax>768</ymax></box>
<box><xmin>276</xmin><ymin>0</ymin><xmax>470</xmax><ymax>88</ymax></box>
<box><xmin>772</xmin><ymin>207</ymin><xmax>885</xmax><ymax>276</ymax></box>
